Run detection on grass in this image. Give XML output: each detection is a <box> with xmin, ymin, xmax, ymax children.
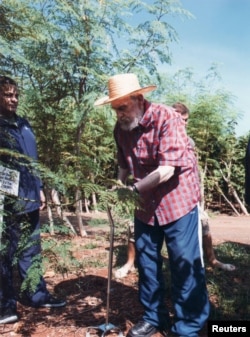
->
<box><xmin>83</xmin><ymin>242</ymin><xmax>98</xmax><ymax>249</ymax></box>
<box><xmin>86</xmin><ymin>217</ymin><xmax>110</xmax><ymax>227</ymax></box>
<box><xmin>206</xmin><ymin>242</ymin><xmax>250</xmax><ymax>320</ymax></box>
<box><xmin>162</xmin><ymin>240</ymin><xmax>250</xmax><ymax>320</ymax></box>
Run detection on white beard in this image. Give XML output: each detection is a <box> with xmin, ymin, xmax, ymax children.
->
<box><xmin>119</xmin><ymin>116</ymin><xmax>142</xmax><ymax>131</ymax></box>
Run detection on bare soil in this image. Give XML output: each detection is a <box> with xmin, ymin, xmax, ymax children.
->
<box><xmin>1</xmin><ymin>212</ymin><xmax>249</xmax><ymax>337</ymax></box>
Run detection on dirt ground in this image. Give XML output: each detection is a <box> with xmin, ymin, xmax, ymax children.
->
<box><xmin>208</xmin><ymin>214</ymin><xmax>250</xmax><ymax>245</ymax></box>
<box><xmin>0</xmin><ymin>212</ymin><xmax>249</xmax><ymax>337</ymax></box>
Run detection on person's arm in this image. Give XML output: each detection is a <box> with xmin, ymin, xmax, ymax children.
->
<box><xmin>40</xmin><ymin>189</ymin><xmax>46</xmax><ymax>210</ymax></box>
<box><xmin>133</xmin><ymin>165</ymin><xmax>175</xmax><ymax>194</ymax></box>
<box><xmin>117</xmin><ymin>167</ymin><xmax>130</xmax><ymax>185</ymax></box>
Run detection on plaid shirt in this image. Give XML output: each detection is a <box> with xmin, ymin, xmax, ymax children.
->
<box><xmin>114</xmin><ymin>100</ymin><xmax>200</xmax><ymax>225</ymax></box>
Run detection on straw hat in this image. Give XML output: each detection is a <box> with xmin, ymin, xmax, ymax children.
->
<box><xmin>94</xmin><ymin>73</ymin><xmax>156</xmax><ymax>106</ymax></box>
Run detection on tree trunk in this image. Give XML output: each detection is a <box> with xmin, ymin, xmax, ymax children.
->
<box><xmin>84</xmin><ymin>198</ymin><xmax>90</xmax><ymax>213</ymax></box>
<box><xmin>215</xmin><ymin>184</ymin><xmax>240</xmax><ymax>216</ymax></box>
<box><xmin>219</xmin><ymin>167</ymin><xmax>249</xmax><ymax>216</ymax></box>
<box><xmin>92</xmin><ymin>192</ymin><xmax>98</xmax><ymax>213</ymax></box>
<box><xmin>51</xmin><ymin>189</ymin><xmax>77</xmax><ymax>235</ymax></box>
<box><xmin>75</xmin><ymin>188</ymin><xmax>87</xmax><ymax>237</ymax></box>
<box><xmin>44</xmin><ymin>188</ymin><xmax>55</xmax><ymax>235</ymax></box>
<box><xmin>231</xmin><ymin>188</ymin><xmax>249</xmax><ymax>216</ymax></box>
<box><xmin>46</xmin><ymin>202</ymin><xmax>55</xmax><ymax>235</ymax></box>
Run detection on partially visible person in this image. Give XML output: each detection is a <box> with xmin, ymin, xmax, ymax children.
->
<box><xmin>115</xmin><ymin>221</ymin><xmax>136</xmax><ymax>278</ymax></box>
<box><xmin>95</xmin><ymin>73</ymin><xmax>209</xmax><ymax>337</ymax></box>
<box><xmin>172</xmin><ymin>102</ymin><xmax>235</xmax><ymax>272</ymax></box>
<box><xmin>0</xmin><ymin>76</ymin><xmax>66</xmax><ymax>325</ymax></box>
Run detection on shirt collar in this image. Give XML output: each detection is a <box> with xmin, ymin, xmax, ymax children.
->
<box><xmin>139</xmin><ymin>99</ymin><xmax>153</xmax><ymax>128</ymax></box>
<box><xmin>0</xmin><ymin>114</ymin><xmax>19</xmax><ymax>127</ymax></box>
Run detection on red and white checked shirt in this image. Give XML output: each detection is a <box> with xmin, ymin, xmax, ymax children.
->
<box><xmin>114</xmin><ymin>100</ymin><xmax>201</xmax><ymax>226</ymax></box>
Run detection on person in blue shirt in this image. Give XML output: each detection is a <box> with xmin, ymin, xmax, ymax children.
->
<box><xmin>0</xmin><ymin>76</ymin><xmax>66</xmax><ymax>325</ymax></box>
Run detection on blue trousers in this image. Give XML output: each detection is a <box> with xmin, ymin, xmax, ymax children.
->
<box><xmin>0</xmin><ymin>209</ymin><xmax>50</xmax><ymax>309</ymax></box>
<box><xmin>134</xmin><ymin>206</ymin><xmax>210</xmax><ymax>337</ymax></box>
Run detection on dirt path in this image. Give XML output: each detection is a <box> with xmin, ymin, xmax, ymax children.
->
<box><xmin>42</xmin><ymin>210</ymin><xmax>250</xmax><ymax>245</ymax></box>
<box><xmin>208</xmin><ymin>214</ymin><xmax>250</xmax><ymax>244</ymax></box>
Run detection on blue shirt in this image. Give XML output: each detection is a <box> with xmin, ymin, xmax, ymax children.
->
<box><xmin>0</xmin><ymin>115</ymin><xmax>41</xmax><ymax>213</ymax></box>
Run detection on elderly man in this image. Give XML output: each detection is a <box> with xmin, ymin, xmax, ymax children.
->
<box><xmin>95</xmin><ymin>73</ymin><xmax>209</xmax><ymax>337</ymax></box>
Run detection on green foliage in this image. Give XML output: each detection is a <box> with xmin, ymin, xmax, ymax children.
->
<box><xmin>41</xmin><ymin>220</ymin><xmax>73</xmax><ymax>236</ymax></box>
<box><xmin>0</xmin><ymin>0</ymin><xmax>247</xmax><ymax>216</ymax></box>
<box><xmin>86</xmin><ymin>218</ymin><xmax>109</xmax><ymax>228</ymax></box>
<box><xmin>42</xmin><ymin>237</ymin><xmax>79</xmax><ymax>276</ymax></box>
<box><xmin>83</xmin><ymin>242</ymin><xmax>98</xmax><ymax>250</ymax></box>
<box><xmin>2</xmin><ymin>0</ymin><xmax>187</xmax><ymax>214</ymax></box>
<box><xmin>97</xmin><ymin>186</ymin><xmax>140</xmax><ymax>219</ymax></box>
<box><xmin>20</xmin><ymin>254</ymin><xmax>44</xmax><ymax>295</ymax></box>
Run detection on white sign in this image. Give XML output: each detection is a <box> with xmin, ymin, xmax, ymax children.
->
<box><xmin>0</xmin><ymin>165</ymin><xmax>20</xmax><ymax>197</ymax></box>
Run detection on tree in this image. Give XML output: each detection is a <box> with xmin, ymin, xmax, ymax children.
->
<box><xmin>1</xmin><ymin>0</ymin><xmax>191</xmax><ymax>234</ymax></box>
<box><xmin>154</xmin><ymin>66</ymin><xmax>246</xmax><ymax>214</ymax></box>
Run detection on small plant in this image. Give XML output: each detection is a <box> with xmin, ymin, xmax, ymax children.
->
<box><xmin>42</xmin><ymin>238</ymin><xmax>76</xmax><ymax>277</ymax></box>
<box><xmin>81</xmin><ymin>253</ymin><xmax>108</xmax><ymax>269</ymax></box>
<box><xmin>83</xmin><ymin>242</ymin><xmax>98</xmax><ymax>249</ymax></box>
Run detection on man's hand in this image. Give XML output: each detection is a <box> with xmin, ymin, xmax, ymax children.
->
<box><xmin>107</xmin><ymin>179</ymin><xmax>140</xmax><ymax>207</ymax></box>
<box><xmin>109</xmin><ymin>179</ymin><xmax>124</xmax><ymax>191</ymax></box>
<box><xmin>116</xmin><ymin>185</ymin><xmax>140</xmax><ymax>203</ymax></box>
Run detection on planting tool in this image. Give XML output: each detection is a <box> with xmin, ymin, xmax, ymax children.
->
<box><xmin>86</xmin><ymin>206</ymin><xmax>124</xmax><ymax>337</ymax></box>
